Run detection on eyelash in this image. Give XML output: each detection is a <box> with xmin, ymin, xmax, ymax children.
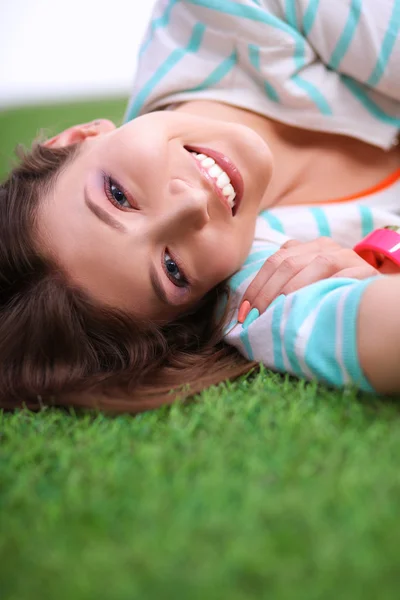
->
<box><xmin>102</xmin><ymin>173</ymin><xmax>135</xmax><ymax>210</ymax></box>
<box><xmin>163</xmin><ymin>250</ymin><xmax>190</xmax><ymax>289</ymax></box>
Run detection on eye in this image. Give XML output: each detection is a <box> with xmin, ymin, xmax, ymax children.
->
<box><xmin>103</xmin><ymin>175</ymin><xmax>133</xmax><ymax>209</ymax></box>
<box><xmin>163</xmin><ymin>251</ymin><xmax>188</xmax><ymax>288</ymax></box>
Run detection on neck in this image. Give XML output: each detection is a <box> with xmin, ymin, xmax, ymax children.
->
<box><xmin>173</xmin><ymin>100</ymin><xmax>398</xmax><ymax>207</ymax></box>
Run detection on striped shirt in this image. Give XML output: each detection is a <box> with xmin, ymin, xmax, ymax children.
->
<box><xmin>125</xmin><ymin>0</ymin><xmax>400</xmax><ymax>390</ymax></box>
<box><xmin>224</xmin><ymin>224</ymin><xmax>376</xmax><ymax>392</ymax></box>
<box><xmin>126</xmin><ymin>0</ymin><xmax>400</xmax><ymax>149</ymax></box>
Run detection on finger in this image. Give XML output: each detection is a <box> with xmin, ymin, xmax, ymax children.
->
<box><xmin>282</xmin><ymin>257</ymin><xmax>378</xmax><ymax>296</ymax></box>
<box><xmin>242</xmin><ymin>242</ymin><xmax>316</xmax><ymax>305</ymax></box>
<box><xmin>331</xmin><ymin>266</ymin><xmax>379</xmax><ymax>279</ymax></box>
<box><xmin>249</xmin><ymin>253</ymin><xmax>317</xmax><ymax>314</ymax></box>
<box><xmin>240</xmin><ymin>251</ymin><xmax>290</xmax><ymax>312</ymax></box>
<box><xmin>279</xmin><ymin>239</ymin><xmax>303</xmax><ymax>250</ymax></box>
<box><xmin>239</xmin><ymin>239</ymin><xmax>346</xmax><ymax>323</ymax></box>
<box><xmin>280</xmin><ymin>254</ymin><xmax>341</xmax><ymax>296</ymax></box>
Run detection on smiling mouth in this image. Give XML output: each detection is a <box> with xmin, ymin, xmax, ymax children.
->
<box><xmin>185</xmin><ymin>146</ymin><xmax>243</xmax><ymax>216</ymax></box>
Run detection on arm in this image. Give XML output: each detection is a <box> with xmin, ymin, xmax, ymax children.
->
<box><xmin>226</xmin><ymin>239</ymin><xmax>400</xmax><ymax>393</ymax></box>
<box><xmin>225</xmin><ymin>275</ymin><xmax>378</xmax><ymax>392</ymax></box>
<box><xmin>358</xmin><ymin>275</ymin><xmax>400</xmax><ymax>394</ymax></box>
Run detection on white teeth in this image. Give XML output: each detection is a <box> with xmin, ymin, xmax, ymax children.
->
<box><xmin>190</xmin><ymin>151</ymin><xmax>237</xmax><ymax>208</ymax></box>
<box><xmin>208</xmin><ymin>164</ymin><xmax>223</xmax><ymax>178</ymax></box>
<box><xmin>223</xmin><ymin>184</ymin><xmax>236</xmax><ymax>208</ymax></box>
<box><xmin>216</xmin><ymin>172</ymin><xmax>230</xmax><ymax>188</ymax></box>
<box><xmin>201</xmin><ymin>157</ymin><xmax>215</xmax><ymax>168</ymax></box>
<box><xmin>222</xmin><ymin>183</ymin><xmax>235</xmax><ymax>195</ymax></box>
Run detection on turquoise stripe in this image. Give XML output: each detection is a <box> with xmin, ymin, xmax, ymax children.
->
<box><xmin>329</xmin><ymin>0</ymin><xmax>362</xmax><ymax>70</ymax></box>
<box><xmin>186</xmin><ymin>0</ymin><xmax>304</xmax><ymax>42</ymax></box>
<box><xmin>125</xmin><ymin>22</ymin><xmax>206</xmax><ymax>120</ymax></box>
<box><xmin>139</xmin><ymin>0</ymin><xmax>178</xmax><ymax>57</ymax></box>
<box><xmin>367</xmin><ymin>0</ymin><xmax>400</xmax><ymax>87</ymax></box>
<box><xmin>190</xmin><ymin>50</ymin><xmax>237</xmax><ymax>92</ymax></box>
<box><xmin>292</xmin><ymin>30</ymin><xmax>306</xmax><ymax>71</ymax></box>
<box><xmin>271</xmin><ymin>299</ymin><xmax>286</xmax><ymax>372</ymax></box>
<box><xmin>286</xmin><ymin>3</ymin><xmax>332</xmax><ymax>115</ymax></box>
<box><xmin>309</xmin><ymin>207</ymin><xmax>332</xmax><ymax>237</ymax></box>
<box><xmin>291</xmin><ymin>75</ymin><xmax>332</xmax><ymax>115</ymax></box>
<box><xmin>341</xmin><ymin>278</ymin><xmax>376</xmax><ymax>392</ymax></box>
<box><xmin>223</xmin><ymin>317</ymin><xmax>237</xmax><ymax>336</ymax></box>
<box><xmin>289</xmin><ymin>34</ymin><xmax>332</xmax><ymax>114</ymax></box>
<box><xmin>248</xmin><ymin>43</ymin><xmax>260</xmax><ymax>68</ymax></box>
<box><xmin>341</xmin><ymin>75</ymin><xmax>400</xmax><ymax>125</ymax></box>
<box><xmin>359</xmin><ymin>206</ymin><xmax>375</xmax><ymax>238</ymax></box>
<box><xmin>303</xmin><ymin>0</ymin><xmax>320</xmax><ymax>36</ymax></box>
<box><xmin>187</xmin><ymin>0</ymin><xmax>332</xmax><ymax>114</ymax></box>
<box><xmin>285</xmin><ymin>0</ymin><xmax>297</xmax><ymax>28</ymax></box>
<box><xmin>261</xmin><ymin>211</ymin><xmax>285</xmax><ymax>234</ymax></box>
<box><xmin>304</xmin><ymin>289</ymin><xmax>345</xmax><ymax>386</ymax></box>
<box><xmin>285</xmin><ymin>0</ymin><xmax>306</xmax><ymax>73</ymax></box>
<box><xmin>248</xmin><ymin>44</ymin><xmax>279</xmax><ymax>102</ymax></box>
<box><xmin>240</xmin><ymin>327</ymin><xmax>255</xmax><ymax>360</ymax></box>
<box><xmin>243</xmin><ymin>308</ymin><xmax>260</xmax><ymax>329</ymax></box>
<box><xmin>283</xmin><ymin>298</ymin><xmax>308</xmax><ymax>378</ymax></box>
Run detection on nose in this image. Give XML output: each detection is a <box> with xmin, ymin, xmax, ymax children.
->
<box><xmin>157</xmin><ymin>187</ymin><xmax>210</xmax><ymax>238</ymax></box>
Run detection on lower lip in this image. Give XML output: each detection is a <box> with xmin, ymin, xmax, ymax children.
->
<box><xmin>185</xmin><ymin>146</ymin><xmax>244</xmax><ymax>216</ymax></box>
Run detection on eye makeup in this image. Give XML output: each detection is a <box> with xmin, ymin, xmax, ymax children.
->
<box><xmin>102</xmin><ymin>172</ymin><xmax>138</xmax><ymax>211</ymax></box>
<box><xmin>162</xmin><ymin>249</ymin><xmax>190</xmax><ymax>288</ymax></box>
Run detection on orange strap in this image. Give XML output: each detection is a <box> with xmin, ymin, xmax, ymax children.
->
<box><xmin>317</xmin><ymin>166</ymin><xmax>400</xmax><ymax>205</ymax></box>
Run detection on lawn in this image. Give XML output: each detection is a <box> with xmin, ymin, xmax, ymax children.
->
<box><xmin>1</xmin><ymin>99</ymin><xmax>400</xmax><ymax>600</ymax></box>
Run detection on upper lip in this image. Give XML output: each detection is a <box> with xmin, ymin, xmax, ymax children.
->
<box><xmin>185</xmin><ymin>146</ymin><xmax>243</xmax><ymax>216</ymax></box>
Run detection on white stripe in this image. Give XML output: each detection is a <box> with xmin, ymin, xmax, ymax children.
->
<box><xmin>293</xmin><ymin>333</ymin><xmax>315</xmax><ymax>380</ymax></box>
<box><xmin>293</xmin><ymin>299</ymin><xmax>321</xmax><ymax>380</ymax></box>
<box><xmin>279</xmin><ymin>295</ymin><xmax>293</xmax><ymax>373</ymax></box>
<box><xmin>335</xmin><ymin>288</ymin><xmax>351</xmax><ymax>385</ymax></box>
<box><xmin>243</xmin><ymin>307</ymin><xmax>276</xmax><ymax>368</ymax></box>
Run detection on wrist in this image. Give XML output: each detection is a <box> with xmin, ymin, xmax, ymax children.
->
<box><xmin>353</xmin><ymin>226</ymin><xmax>400</xmax><ymax>270</ymax></box>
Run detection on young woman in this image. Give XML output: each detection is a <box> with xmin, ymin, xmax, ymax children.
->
<box><xmin>2</xmin><ymin>0</ymin><xmax>400</xmax><ymax>413</ymax></box>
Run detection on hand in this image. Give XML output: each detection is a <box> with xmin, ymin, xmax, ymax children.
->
<box><xmin>238</xmin><ymin>237</ymin><xmax>378</xmax><ymax>323</ymax></box>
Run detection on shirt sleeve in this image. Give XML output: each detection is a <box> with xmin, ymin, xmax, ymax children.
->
<box><xmin>125</xmin><ymin>0</ymin><xmax>400</xmax><ymax>149</ymax></box>
<box><xmin>223</xmin><ymin>241</ymin><xmax>376</xmax><ymax>392</ymax></box>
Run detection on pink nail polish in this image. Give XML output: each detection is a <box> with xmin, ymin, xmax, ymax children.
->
<box><xmin>238</xmin><ymin>300</ymin><xmax>251</xmax><ymax>323</ymax></box>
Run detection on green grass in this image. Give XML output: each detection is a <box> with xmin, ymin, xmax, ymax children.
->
<box><xmin>0</xmin><ymin>97</ymin><xmax>127</xmax><ymax>180</ymax></box>
<box><xmin>1</xmin><ymin>99</ymin><xmax>400</xmax><ymax>600</ymax></box>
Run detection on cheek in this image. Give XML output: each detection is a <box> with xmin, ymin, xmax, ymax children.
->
<box><xmin>203</xmin><ymin>245</ymin><xmax>245</xmax><ymax>285</ymax></box>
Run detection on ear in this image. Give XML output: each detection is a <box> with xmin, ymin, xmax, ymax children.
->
<box><xmin>43</xmin><ymin>119</ymin><xmax>116</xmax><ymax>148</ymax></box>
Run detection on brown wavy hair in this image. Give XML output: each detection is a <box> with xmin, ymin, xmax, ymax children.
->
<box><xmin>0</xmin><ymin>142</ymin><xmax>254</xmax><ymax>414</ymax></box>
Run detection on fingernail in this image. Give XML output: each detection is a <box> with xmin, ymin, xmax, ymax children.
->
<box><xmin>238</xmin><ymin>300</ymin><xmax>251</xmax><ymax>323</ymax></box>
<box><xmin>242</xmin><ymin>308</ymin><xmax>259</xmax><ymax>329</ymax></box>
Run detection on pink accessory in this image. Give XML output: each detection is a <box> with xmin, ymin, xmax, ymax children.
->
<box><xmin>353</xmin><ymin>226</ymin><xmax>400</xmax><ymax>268</ymax></box>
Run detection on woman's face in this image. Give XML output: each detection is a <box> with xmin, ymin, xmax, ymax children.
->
<box><xmin>38</xmin><ymin>111</ymin><xmax>273</xmax><ymax>321</ymax></box>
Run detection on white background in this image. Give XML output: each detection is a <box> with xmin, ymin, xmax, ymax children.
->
<box><xmin>0</xmin><ymin>0</ymin><xmax>157</xmax><ymax>109</ymax></box>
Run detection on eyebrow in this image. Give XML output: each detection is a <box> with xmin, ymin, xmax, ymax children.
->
<box><xmin>84</xmin><ymin>190</ymin><xmax>128</xmax><ymax>233</ymax></box>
